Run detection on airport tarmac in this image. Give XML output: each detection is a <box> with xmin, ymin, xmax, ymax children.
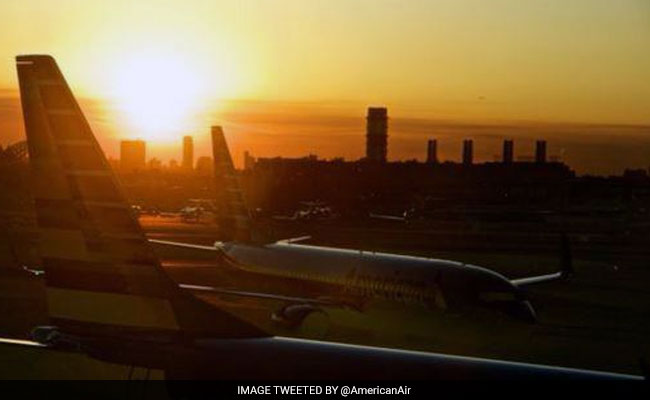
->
<box><xmin>0</xmin><ymin>214</ymin><xmax>647</xmax><ymax>376</ymax></box>
<box><xmin>142</xmin><ymin>215</ymin><xmax>650</xmax><ymax>375</ymax></box>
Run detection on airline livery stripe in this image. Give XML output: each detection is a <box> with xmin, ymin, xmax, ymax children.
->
<box><xmin>44</xmin><ymin>261</ymin><xmax>172</xmax><ymax>298</ymax></box>
<box><xmin>46</xmin><ymin>288</ymin><xmax>179</xmax><ymax>330</ymax></box>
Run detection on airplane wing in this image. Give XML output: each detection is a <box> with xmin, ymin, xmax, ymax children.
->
<box><xmin>368</xmin><ymin>213</ymin><xmax>406</xmax><ymax>222</ymax></box>
<box><xmin>149</xmin><ymin>238</ymin><xmax>219</xmax><ymax>252</ymax></box>
<box><xmin>275</xmin><ymin>235</ymin><xmax>312</xmax><ymax>244</ymax></box>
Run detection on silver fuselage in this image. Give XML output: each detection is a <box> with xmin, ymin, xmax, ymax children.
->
<box><xmin>219</xmin><ymin>241</ymin><xmax>536</xmax><ymax>322</ymax></box>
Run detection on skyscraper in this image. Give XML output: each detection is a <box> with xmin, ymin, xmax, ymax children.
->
<box><xmin>182</xmin><ymin>135</ymin><xmax>194</xmax><ymax>171</ymax></box>
<box><xmin>426</xmin><ymin>139</ymin><xmax>438</xmax><ymax>164</ymax></box>
<box><xmin>462</xmin><ymin>139</ymin><xmax>473</xmax><ymax>165</ymax></box>
<box><xmin>365</xmin><ymin>107</ymin><xmax>388</xmax><ymax>162</ymax></box>
<box><xmin>120</xmin><ymin>140</ymin><xmax>146</xmax><ymax>173</ymax></box>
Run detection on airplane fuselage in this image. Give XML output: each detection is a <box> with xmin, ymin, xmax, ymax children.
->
<box><xmin>218</xmin><ymin>241</ymin><xmax>537</xmax><ymax>322</ymax></box>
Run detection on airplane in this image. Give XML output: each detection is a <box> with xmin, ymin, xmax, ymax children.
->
<box><xmin>179</xmin><ymin>206</ymin><xmax>202</xmax><ymax>223</ymax></box>
<box><xmin>4</xmin><ymin>53</ymin><xmax>642</xmax><ymax>381</ymax></box>
<box><xmin>151</xmin><ymin>127</ymin><xmax>576</xmax><ymax>326</ymax></box>
<box><xmin>272</xmin><ymin>201</ymin><xmax>338</xmax><ymax>221</ymax></box>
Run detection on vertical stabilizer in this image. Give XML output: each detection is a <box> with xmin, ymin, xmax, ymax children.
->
<box><xmin>17</xmin><ymin>55</ymin><xmax>265</xmax><ymax>340</ymax></box>
<box><xmin>211</xmin><ymin>126</ymin><xmax>252</xmax><ymax>242</ymax></box>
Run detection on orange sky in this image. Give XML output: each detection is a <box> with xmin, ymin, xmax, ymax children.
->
<box><xmin>0</xmin><ymin>1</ymin><xmax>649</xmax><ymax>174</ymax></box>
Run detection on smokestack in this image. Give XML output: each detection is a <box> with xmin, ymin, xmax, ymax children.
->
<box><xmin>535</xmin><ymin>140</ymin><xmax>547</xmax><ymax>163</ymax></box>
<box><xmin>503</xmin><ymin>140</ymin><xmax>514</xmax><ymax>164</ymax></box>
<box><xmin>462</xmin><ymin>139</ymin><xmax>473</xmax><ymax>165</ymax></box>
<box><xmin>426</xmin><ymin>139</ymin><xmax>438</xmax><ymax>164</ymax></box>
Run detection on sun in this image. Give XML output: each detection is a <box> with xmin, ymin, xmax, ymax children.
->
<box><xmin>107</xmin><ymin>50</ymin><xmax>207</xmax><ymax>142</ymax></box>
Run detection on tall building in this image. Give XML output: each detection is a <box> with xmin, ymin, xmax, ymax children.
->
<box><xmin>182</xmin><ymin>135</ymin><xmax>194</xmax><ymax>170</ymax></box>
<box><xmin>120</xmin><ymin>140</ymin><xmax>146</xmax><ymax>173</ymax></box>
<box><xmin>426</xmin><ymin>139</ymin><xmax>438</xmax><ymax>164</ymax></box>
<box><xmin>462</xmin><ymin>139</ymin><xmax>473</xmax><ymax>165</ymax></box>
<box><xmin>535</xmin><ymin>140</ymin><xmax>547</xmax><ymax>163</ymax></box>
<box><xmin>365</xmin><ymin>107</ymin><xmax>388</xmax><ymax>162</ymax></box>
<box><xmin>503</xmin><ymin>140</ymin><xmax>514</xmax><ymax>164</ymax></box>
<box><xmin>244</xmin><ymin>151</ymin><xmax>256</xmax><ymax>171</ymax></box>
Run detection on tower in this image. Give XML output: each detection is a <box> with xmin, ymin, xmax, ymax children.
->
<box><xmin>462</xmin><ymin>139</ymin><xmax>473</xmax><ymax>165</ymax></box>
<box><xmin>426</xmin><ymin>139</ymin><xmax>438</xmax><ymax>164</ymax></box>
<box><xmin>365</xmin><ymin>107</ymin><xmax>388</xmax><ymax>162</ymax></box>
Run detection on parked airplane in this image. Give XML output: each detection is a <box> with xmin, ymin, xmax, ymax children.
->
<box><xmin>7</xmin><ymin>54</ymin><xmax>640</xmax><ymax>381</ymax></box>
<box><xmin>152</xmin><ymin>127</ymin><xmax>575</xmax><ymax>325</ymax></box>
<box><xmin>273</xmin><ymin>201</ymin><xmax>338</xmax><ymax>221</ymax></box>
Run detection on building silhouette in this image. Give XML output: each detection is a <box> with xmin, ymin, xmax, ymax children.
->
<box><xmin>366</xmin><ymin>107</ymin><xmax>388</xmax><ymax>162</ymax></box>
<box><xmin>462</xmin><ymin>139</ymin><xmax>473</xmax><ymax>165</ymax></box>
<box><xmin>244</xmin><ymin>151</ymin><xmax>256</xmax><ymax>171</ymax></box>
<box><xmin>120</xmin><ymin>140</ymin><xmax>146</xmax><ymax>173</ymax></box>
<box><xmin>147</xmin><ymin>157</ymin><xmax>162</xmax><ymax>171</ymax></box>
<box><xmin>196</xmin><ymin>156</ymin><xmax>213</xmax><ymax>176</ymax></box>
<box><xmin>503</xmin><ymin>140</ymin><xmax>514</xmax><ymax>164</ymax></box>
<box><xmin>536</xmin><ymin>140</ymin><xmax>547</xmax><ymax>163</ymax></box>
<box><xmin>427</xmin><ymin>139</ymin><xmax>438</xmax><ymax>164</ymax></box>
<box><xmin>182</xmin><ymin>136</ymin><xmax>194</xmax><ymax>170</ymax></box>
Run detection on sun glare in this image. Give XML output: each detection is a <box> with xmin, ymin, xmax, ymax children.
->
<box><xmin>108</xmin><ymin>51</ymin><xmax>208</xmax><ymax>142</ymax></box>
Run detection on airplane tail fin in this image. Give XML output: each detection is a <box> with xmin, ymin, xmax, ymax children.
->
<box><xmin>211</xmin><ymin>126</ymin><xmax>253</xmax><ymax>242</ymax></box>
<box><xmin>17</xmin><ymin>55</ymin><xmax>266</xmax><ymax>341</ymax></box>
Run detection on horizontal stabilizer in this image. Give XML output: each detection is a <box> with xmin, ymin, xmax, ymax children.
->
<box><xmin>511</xmin><ymin>233</ymin><xmax>573</xmax><ymax>287</ymax></box>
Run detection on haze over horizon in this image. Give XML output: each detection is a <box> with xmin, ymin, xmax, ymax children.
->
<box><xmin>0</xmin><ymin>0</ymin><xmax>648</xmax><ymax>174</ymax></box>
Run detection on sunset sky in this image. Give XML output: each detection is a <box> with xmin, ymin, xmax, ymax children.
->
<box><xmin>0</xmin><ymin>0</ymin><xmax>649</xmax><ymax>174</ymax></box>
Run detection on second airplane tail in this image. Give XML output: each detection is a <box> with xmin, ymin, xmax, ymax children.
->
<box><xmin>211</xmin><ymin>126</ymin><xmax>253</xmax><ymax>243</ymax></box>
